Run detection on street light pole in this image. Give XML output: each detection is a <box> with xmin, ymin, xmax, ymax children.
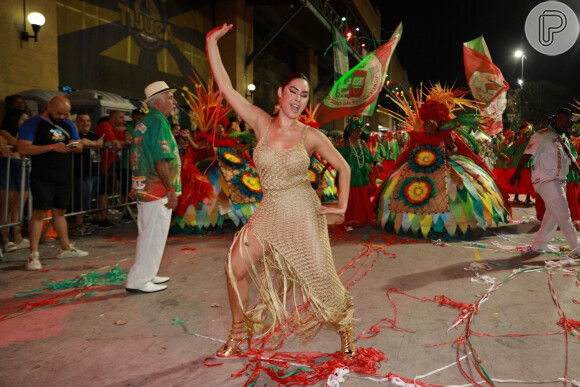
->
<box><xmin>514</xmin><ymin>49</ymin><xmax>525</xmax><ymax>87</ymax></box>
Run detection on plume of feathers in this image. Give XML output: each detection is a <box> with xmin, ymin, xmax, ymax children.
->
<box><xmin>378</xmin><ymin>83</ymin><xmax>483</xmax><ymax>132</ymax></box>
<box><xmin>180</xmin><ymin>73</ymin><xmax>231</xmax><ymax>133</ymax></box>
<box><xmin>572</xmin><ymin>100</ymin><xmax>580</xmax><ymax>117</ymax></box>
<box><xmin>298</xmin><ymin>104</ymin><xmax>321</xmax><ymax>129</ymax></box>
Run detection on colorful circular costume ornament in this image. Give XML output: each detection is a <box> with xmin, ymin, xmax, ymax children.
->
<box><xmin>217</xmin><ymin>147</ymin><xmax>247</xmax><ymax>169</ymax></box>
<box><xmin>231</xmin><ymin>171</ymin><xmax>263</xmax><ymax>200</ymax></box>
<box><xmin>397</xmin><ymin>176</ymin><xmax>437</xmax><ymax>208</ymax></box>
<box><xmin>409</xmin><ymin>145</ymin><xmax>444</xmax><ymax>173</ymax></box>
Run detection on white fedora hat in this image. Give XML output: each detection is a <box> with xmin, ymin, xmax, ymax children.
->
<box><xmin>144</xmin><ymin>81</ymin><xmax>176</xmax><ymax>101</ymax></box>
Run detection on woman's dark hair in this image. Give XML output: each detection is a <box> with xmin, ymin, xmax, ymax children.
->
<box><xmin>5</xmin><ymin>95</ymin><xmax>22</xmax><ymax>105</ymax></box>
<box><xmin>343</xmin><ymin>128</ymin><xmax>351</xmax><ymax>141</ymax></box>
<box><xmin>4</xmin><ymin>95</ymin><xmax>25</xmax><ymax>111</ymax></box>
<box><xmin>279</xmin><ymin>72</ymin><xmax>309</xmax><ymax>90</ymax></box>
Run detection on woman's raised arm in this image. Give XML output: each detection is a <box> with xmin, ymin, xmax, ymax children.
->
<box><xmin>206</xmin><ymin>24</ymin><xmax>270</xmax><ymax>138</ymax></box>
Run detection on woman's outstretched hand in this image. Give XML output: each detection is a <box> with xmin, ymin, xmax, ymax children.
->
<box><xmin>316</xmin><ymin>205</ymin><xmax>346</xmax><ymax>217</ymax></box>
<box><xmin>206</xmin><ymin>23</ymin><xmax>233</xmax><ymax>42</ymax></box>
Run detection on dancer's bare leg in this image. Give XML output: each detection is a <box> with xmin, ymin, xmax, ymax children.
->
<box><xmin>220</xmin><ymin>229</ymin><xmax>266</xmax><ymax>355</ymax></box>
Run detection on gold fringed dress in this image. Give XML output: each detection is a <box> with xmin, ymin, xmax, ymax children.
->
<box><xmin>227</xmin><ymin>123</ymin><xmax>354</xmax><ymax>347</ymax></box>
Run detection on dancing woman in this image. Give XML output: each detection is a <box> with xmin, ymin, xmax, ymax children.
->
<box><xmin>206</xmin><ymin>24</ymin><xmax>356</xmax><ymax>358</ymax></box>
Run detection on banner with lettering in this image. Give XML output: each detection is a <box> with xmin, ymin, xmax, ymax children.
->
<box><xmin>314</xmin><ymin>22</ymin><xmax>402</xmax><ymax>126</ymax></box>
<box><xmin>463</xmin><ymin>36</ymin><xmax>509</xmax><ymax>135</ymax></box>
<box><xmin>57</xmin><ymin>0</ymin><xmax>211</xmax><ymax>99</ymax></box>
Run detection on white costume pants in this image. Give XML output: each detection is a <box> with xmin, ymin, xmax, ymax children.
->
<box><xmin>532</xmin><ymin>180</ymin><xmax>580</xmax><ymax>253</ymax></box>
<box><xmin>126</xmin><ymin>198</ymin><xmax>172</xmax><ymax>288</ymax></box>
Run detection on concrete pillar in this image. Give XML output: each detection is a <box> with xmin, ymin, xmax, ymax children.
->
<box><xmin>215</xmin><ymin>0</ymin><xmax>254</xmax><ymax>99</ymax></box>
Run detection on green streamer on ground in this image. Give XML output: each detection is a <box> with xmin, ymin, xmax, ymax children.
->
<box><xmin>172</xmin><ymin>316</ymin><xmax>199</xmax><ymax>335</ymax></box>
<box><xmin>467</xmin><ymin>336</ymin><xmax>496</xmax><ymax>386</ymax></box>
<box><xmin>491</xmin><ymin>262</ymin><xmax>522</xmax><ymax>267</ymax></box>
<box><xmin>269</xmin><ymin>365</ymin><xmax>313</xmax><ymax>379</ymax></box>
<box><xmin>15</xmin><ymin>267</ymin><xmax>127</xmax><ymax>298</ymax></box>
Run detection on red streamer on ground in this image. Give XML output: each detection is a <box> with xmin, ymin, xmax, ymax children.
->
<box><xmin>388</xmin><ymin>288</ymin><xmax>477</xmax><ymax>327</ymax></box>
<box><xmin>557</xmin><ymin>317</ymin><xmax>580</xmax><ymax>331</ymax></box>
<box><xmin>1</xmin><ymin>288</ymin><xmax>89</xmax><ymax>321</ymax></box>
<box><xmin>216</xmin><ymin>347</ymin><xmax>388</xmax><ymax>386</ymax></box>
<box><xmin>197</xmin><ymin>226</ymin><xmax>580</xmax><ymax>385</ymax></box>
<box><xmin>180</xmin><ymin>246</ymin><xmax>197</xmax><ymax>251</ymax></box>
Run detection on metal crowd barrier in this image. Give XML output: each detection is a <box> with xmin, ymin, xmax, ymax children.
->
<box><xmin>0</xmin><ymin>145</ymin><xmax>137</xmax><ymax>253</ymax></box>
<box><xmin>68</xmin><ymin>145</ymin><xmax>136</xmax><ymax>218</ymax></box>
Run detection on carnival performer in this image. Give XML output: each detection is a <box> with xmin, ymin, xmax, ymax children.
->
<box><xmin>172</xmin><ymin>127</ymin><xmax>216</xmax><ymax>230</ymax></box>
<box><xmin>510</xmin><ymin>108</ymin><xmax>580</xmax><ymax>256</ymax></box>
<box><xmin>375</xmin><ymin>84</ymin><xmax>511</xmax><ymax>238</ymax></box>
<box><xmin>367</xmin><ymin>132</ymin><xmax>383</xmax><ymax>164</ymax></box>
<box><xmin>339</xmin><ymin>118</ymin><xmax>377</xmax><ymax>228</ymax></box>
<box><xmin>491</xmin><ymin>130</ymin><xmax>514</xmax><ymax>193</ymax></box>
<box><xmin>207</xmin><ymin>24</ymin><xmax>356</xmax><ymax>358</ymax></box>
<box><xmin>506</xmin><ymin>122</ymin><xmax>534</xmax><ymax>205</ymax></box>
<box><xmin>367</xmin><ymin>132</ymin><xmax>381</xmax><ymax>185</ymax></box>
<box><xmin>172</xmin><ymin>79</ymin><xmax>260</xmax><ymax>234</ymax></box>
<box><xmin>375</xmin><ymin>131</ymin><xmax>400</xmax><ymax>184</ymax></box>
<box><xmin>534</xmin><ymin>116</ymin><xmax>580</xmax><ymax>229</ymax></box>
<box><xmin>396</xmin><ymin>130</ymin><xmax>409</xmax><ymax>150</ymax></box>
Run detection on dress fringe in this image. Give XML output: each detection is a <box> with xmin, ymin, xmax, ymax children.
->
<box><xmin>226</xmin><ymin>226</ymin><xmax>354</xmax><ymax>348</ymax></box>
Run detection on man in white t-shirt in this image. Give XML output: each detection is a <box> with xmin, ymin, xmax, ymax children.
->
<box><xmin>511</xmin><ymin>108</ymin><xmax>580</xmax><ymax>257</ymax></box>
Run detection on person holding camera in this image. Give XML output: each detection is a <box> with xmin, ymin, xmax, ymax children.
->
<box><xmin>511</xmin><ymin>107</ymin><xmax>580</xmax><ymax>257</ymax></box>
<box><xmin>17</xmin><ymin>96</ymin><xmax>89</xmax><ymax>270</ymax></box>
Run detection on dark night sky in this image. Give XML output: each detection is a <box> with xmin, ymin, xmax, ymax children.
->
<box><xmin>373</xmin><ymin>0</ymin><xmax>580</xmax><ymax>96</ymax></box>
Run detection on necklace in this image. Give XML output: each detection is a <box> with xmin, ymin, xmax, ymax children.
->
<box><xmin>349</xmin><ymin>139</ymin><xmax>365</xmax><ymax>169</ymax></box>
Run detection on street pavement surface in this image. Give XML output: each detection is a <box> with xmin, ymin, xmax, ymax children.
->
<box><xmin>1</xmin><ymin>204</ymin><xmax>579</xmax><ymax>386</ymax></box>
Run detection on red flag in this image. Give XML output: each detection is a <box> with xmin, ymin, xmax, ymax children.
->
<box><xmin>463</xmin><ymin>36</ymin><xmax>509</xmax><ymax>135</ymax></box>
<box><xmin>314</xmin><ymin>22</ymin><xmax>402</xmax><ymax>126</ymax></box>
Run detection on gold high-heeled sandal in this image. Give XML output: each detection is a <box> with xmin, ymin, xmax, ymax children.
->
<box><xmin>339</xmin><ymin>326</ymin><xmax>356</xmax><ymax>358</ymax></box>
<box><xmin>216</xmin><ymin>319</ymin><xmax>252</xmax><ymax>358</ymax></box>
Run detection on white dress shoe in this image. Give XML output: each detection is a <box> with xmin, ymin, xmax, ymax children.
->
<box><xmin>152</xmin><ymin>276</ymin><xmax>170</xmax><ymax>284</ymax></box>
<box><xmin>126</xmin><ymin>281</ymin><xmax>167</xmax><ymax>293</ymax></box>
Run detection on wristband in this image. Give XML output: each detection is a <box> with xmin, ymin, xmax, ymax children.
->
<box><xmin>166</xmin><ymin>188</ymin><xmax>175</xmax><ymax>193</ymax></box>
<box><xmin>50</xmin><ymin>144</ymin><xmax>54</xmax><ymax>151</ymax></box>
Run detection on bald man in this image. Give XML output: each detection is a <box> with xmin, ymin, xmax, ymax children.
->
<box><xmin>17</xmin><ymin>96</ymin><xmax>89</xmax><ymax>270</ymax></box>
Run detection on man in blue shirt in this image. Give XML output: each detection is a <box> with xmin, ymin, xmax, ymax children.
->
<box><xmin>17</xmin><ymin>96</ymin><xmax>89</xmax><ymax>270</ymax></box>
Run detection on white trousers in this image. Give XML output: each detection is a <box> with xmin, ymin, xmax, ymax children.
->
<box><xmin>126</xmin><ymin>198</ymin><xmax>172</xmax><ymax>288</ymax></box>
<box><xmin>532</xmin><ymin>180</ymin><xmax>580</xmax><ymax>253</ymax></box>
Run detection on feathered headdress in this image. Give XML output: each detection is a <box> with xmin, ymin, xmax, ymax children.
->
<box><xmin>378</xmin><ymin>83</ymin><xmax>482</xmax><ymax>133</ymax></box>
<box><xmin>573</xmin><ymin>100</ymin><xmax>580</xmax><ymax>118</ymax></box>
<box><xmin>181</xmin><ymin>73</ymin><xmax>231</xmax><ymax>132</ymax></box>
